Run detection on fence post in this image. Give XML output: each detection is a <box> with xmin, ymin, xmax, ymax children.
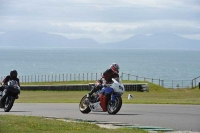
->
<box><xmin>66</xmin><ymin>74</ymin><xmax>68</xmax><ymax>81</ymax></box>
<box><xmin>91</xmin><ymin>73</ymin><xmax>93</xmax><ymax>81</ymax></box>
<box><xmin>74</xmin><ymin>74</ymin><xmax>76</xmax><ymax>81</ymax></box>
<box><xmin>152</xmin><ymin>78</ymin><xmax>153</xmax><ymax>83</ymax></box>
<box><xmin>199</xmin><ymin>82</ymin><xmax>200</xmax><ymax>89</ymax></box>
<box><xmin>159</xmin><ymin>79</ymin><xmax>160</xmax><ymax>86</ymax></box>
<box><xmin>136</xmin><ymin>76</ymin><xmax>138</xmax><ymax>81</ymax></box>
<box><xmin>87</xmin><ymin>73</ymin><xmax>88</xmax><ymax>81</ymax></box>
<box><xmin>128</xmin><ymin>74</ymin><xmax>130</xmax><ymax>81</ymax></box>
<box><xmin>161</xmin><ymin>80</ymin><xmax>164</xmax><ymax>86</ymax></box>
<box><xmin>192</xmin><ymin>79</ymin><xmax>194</xmax><ymax>88</ymax></box>
<box><xmin>121</xmin><ymin>72</ymin><xmax>123</xmax><ymax>80</ymax></box>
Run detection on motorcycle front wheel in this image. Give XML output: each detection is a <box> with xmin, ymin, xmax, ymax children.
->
<box><xmin>79</xmin><ymin>95</ymin><xmax>91</xmax><ymax>114</ymax></box>
<box><xmin>4</xmin><ymin>96</ymin><xmax>15</xmax><ymax>112</ymax></box>
<box><xmin>107</xmin><ymin>96</ymin><xmax>122</xmax><ymax>114</ymax></box>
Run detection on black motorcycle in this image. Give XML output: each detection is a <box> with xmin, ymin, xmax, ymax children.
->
<box><xmin>0</xmin><ymin>80</ymin><xmax>20</xmax><ymax>112</ymax></box>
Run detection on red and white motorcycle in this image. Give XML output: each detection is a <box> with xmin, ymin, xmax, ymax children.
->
<box><xmin>79</xmin><ymin>78</ymin><xmax>125</xmax><ymax>114</ymax></box>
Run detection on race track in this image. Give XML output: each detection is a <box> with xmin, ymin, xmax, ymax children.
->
<box><xmin>0</xmin><ymin>103</ymin><xmax>199</xmax><ymax>132</ymax></box>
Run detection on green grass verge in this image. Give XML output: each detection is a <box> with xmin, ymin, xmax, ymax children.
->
<box><xmin>16</xmin><ymin>80</ymin><xmax>200</xmax><ymax>104</ymax></box>
<box><xmin>21</xmin><ymin>81</ymin><xmax>97</xmax><ymax>85</ymax></box>
<box><xmin>16</xmin><ymin>89</ymin><xmax>200</xmax><ymax>104</ymax></box>
<box><xmin>0</xmin><ymin>115</ymin><xmax>147</xmax><ymax>133</ymax></box>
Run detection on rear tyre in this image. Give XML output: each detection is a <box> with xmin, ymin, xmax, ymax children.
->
<box><xmin>107</xmin><ymin>97</ymin><xmax>122</xmax><ymax>114</ymax></box>
<box><xmin>79</xmin><ymin>95</ymin><xmax>91</xmax><ymax>114</ymax></box>
<box><xmin>4</xmin><ymin>96</ymin><xmax>14</xmax><ymax>112</ymax></box>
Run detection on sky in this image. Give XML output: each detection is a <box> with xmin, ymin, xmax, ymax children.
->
<box><xmin>0</xmin><ymin>0</ymin><xmax>200</xmax><ymax>43</ymax></box>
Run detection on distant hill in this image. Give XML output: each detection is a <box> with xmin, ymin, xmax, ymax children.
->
<box><xmin>0</xmin><ymin>31</ymin><xmax>200</xmax><ymax>49</ymax></box>
<box><xmin>0</xmin><ymin>31</ymin><xmax>99</xmax><ymax>48</ymax></box>
<box><xmin>105</xmin><ymin>33</ymin><xmax>200</xmax><ymax>50</ymax></box>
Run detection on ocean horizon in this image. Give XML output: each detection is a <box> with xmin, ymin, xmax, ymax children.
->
<box><xmin>0</xmin><ymin>47</ymin><xmax>200</xmax><ymax>81</ymax></box>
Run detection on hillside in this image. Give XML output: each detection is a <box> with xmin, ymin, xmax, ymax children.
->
<box><xmin>105</xmin><ymin>33</ymin><xmax>200</xmax><ymax>50</ymax></box>
<box><xmin>1</xmin><ymin>31</ymin><xmax>200</xmax><ymax>49</ymax></box>
<box><xmin>0</xmin><ymin>31</ymin><xmax>99</xmax><ymax>48</ymax></box>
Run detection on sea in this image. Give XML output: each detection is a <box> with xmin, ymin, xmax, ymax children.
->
<box><xmin>0</xmin><ymin>47</ymin><xmax>200</xmax><ymax>81</ymax></box>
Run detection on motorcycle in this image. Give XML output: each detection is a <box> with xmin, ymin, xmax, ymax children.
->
<box><xmin>79</xmin><ymin>78</ymin><xmax>125</xmax><ymax>114</ymax></box>
<box><xmin>0</xmin><ymin>80</ymin><xmax>20</xmax><ymax>112</ymax></box>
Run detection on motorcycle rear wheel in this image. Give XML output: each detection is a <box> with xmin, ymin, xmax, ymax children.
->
<box><xmin>107</xmin><ymin>97</ymin><xmax>122</xmax><ymax>114</ymax></box>
<box><xmin>4</xmin><ymin>96</ymin><xmax>14</xmax><ymax>112</ymax></box>
<box><xmin>79</xmin><ymin>95</ymin><xmax>91</xmax><ymax>114</ymax></box>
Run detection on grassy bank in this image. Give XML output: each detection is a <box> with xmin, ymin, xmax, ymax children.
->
<box><xmin>19</xmin><ymin>80</ymin><xmax>168</xmax><ymax>86</ymax></box>
<box><xmin>0</xmin><ymin>115</ymin><xmax>147</xmax><ymax>133</ymax></box>
<box><xmin>16</xmin><ymin>81</ymin><xmax>200</xmax><ymax>104</ymax></box>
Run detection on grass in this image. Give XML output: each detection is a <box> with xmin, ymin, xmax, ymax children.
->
<box><xmin>1</xmin><ymin>81</ymin><xmax>199</xmax><ymax>132</ymax></box>
<box><xmin>15</xmin><ymin>80</ymin><xmax>200</xmax><ymax>104</ymax></box>
<box><xmin>16</xmin><ymin>89</ymin><xmax>200</xmax><ymax>104</ymax></box>
<box><xmin>19</xmin><ymin>80</ymin><xmax>172</xmax><ymax>86</ymax></box>
<box><xmin>0</xmin><ymin>115</ymin><xmax>147</xmax><ymax>133</ymax></box>
<box><xmin>21</xmin><ymin>81</ymin><xmax>98</xmax><ymax>85</ymax></box>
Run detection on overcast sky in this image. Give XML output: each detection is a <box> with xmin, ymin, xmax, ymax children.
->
<box><xmin>0</xmin><ymin>0</ymin><xmax>200</xmax><ymax>43</ymax></box>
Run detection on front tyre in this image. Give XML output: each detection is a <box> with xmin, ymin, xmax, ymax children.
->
<box><xmin>107</xmin><ymin>97</ymin><xmax>122</xmax><ymax>114</ymax></box>
<box><xmin>4</xmin><ymin>96</ymin><xmax>15</xmax><ymax>112</ymax></box>
<box><xmin>79</xmin><ymin>95</ymin><xmax>91</xmax><ymax>114</ymax></box>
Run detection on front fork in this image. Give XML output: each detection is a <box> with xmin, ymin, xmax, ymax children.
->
<box><xmin>0</xmin><ymin>89</ymin><xmax>7</xmax><ymax>102</ymax></box>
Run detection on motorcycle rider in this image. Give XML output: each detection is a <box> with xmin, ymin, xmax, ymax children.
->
<box><xmin>0</xmin><ymin>70</ymin><xmax>20</xmax><ymax>98</ymax></box>
<box><xmin>87</xmin><ymin>63</ymin><xmax>120</xmax><ymax>98</ymax></box>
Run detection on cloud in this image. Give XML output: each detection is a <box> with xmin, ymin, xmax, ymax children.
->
<box><xmin>178</xmin><ymin>34</ymin><xmax>200</xmax><ymax>40</ymax></box>
<box><xmin>0</xmin><ymin>0</ymin><xmax>200</xmax><ymax>42</ymax></box>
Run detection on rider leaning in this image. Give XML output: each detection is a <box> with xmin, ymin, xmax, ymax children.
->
<box><xmin>1</xmin><ymin>70</ymin><xmax>20</xmax><ymax>91</ymax></box>
<box><xmin>87</xmin><ymin>63</ymin><xmax>120</xmax><ymax>97</ymax></box>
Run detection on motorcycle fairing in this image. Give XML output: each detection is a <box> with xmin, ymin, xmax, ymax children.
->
<box><xmin>100</xmin><ymin>87</ymin><xmax>119</xmax><ymax>101</ymax></box>
<box><xmin>99</xmin><ymin>94</ymin><xmax>107</xmax><ymax>112</ymax></box>
<box><xmin>99</xmin><ymin>87</ymin><xmax>114</xmax><ymax>112</ymax></box>
<box><xmin>7</xmin><ymin>86</ymin><xmax>20</xmax><ymax>94</ymax></box>
<box><xmin>89</xmin><ymin>101</ymin><xmax>103</xmax><ymax>111</ymax></box>
<box><xmin>100</xmin><ymin>87</ymin><xmax>114</xmax><ymax>94</ymax></box>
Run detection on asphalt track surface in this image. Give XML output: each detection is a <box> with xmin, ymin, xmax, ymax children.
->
<box><xmin>0</xmin><ymin>103</ymin><xmax>200</xmax><ymax>132</ymax></box>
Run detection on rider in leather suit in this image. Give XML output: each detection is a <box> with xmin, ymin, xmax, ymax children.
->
<box><xmin>87</xmin><ymin>63</ymin><xmax>120</xmax><ymax>97</ymax></box>
<box><xmin>0</xmin><ymin>70</ymin><xmax>20</xmax><ymax>99</ymax></box>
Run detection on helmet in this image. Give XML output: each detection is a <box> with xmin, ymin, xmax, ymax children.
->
<box><xmin>10</xmin><ymin>70</ymin><xmax>18</xmax><ymax>79</ymax></box>
<box><xmin>110</xmin><ymin>63</ymin><xmax>119</xmax><ymax>74</ymax></box>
